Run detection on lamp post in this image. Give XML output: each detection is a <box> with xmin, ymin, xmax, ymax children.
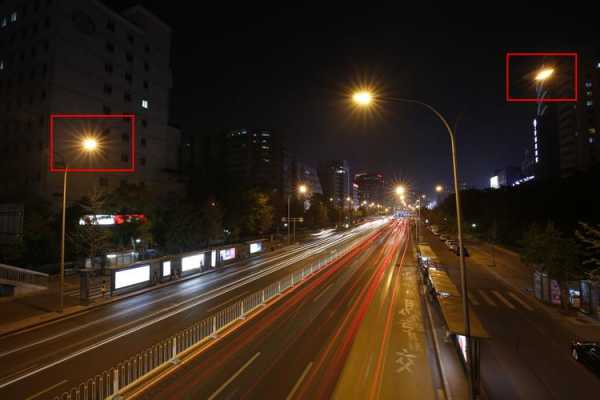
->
<box><xmin>353</xmin><ymin>91</ymin><xmax>474</xmax><ymax>398</ymax></box>
<box><xmin>288</xmin><ymin>184</ymin><xmax>308</xmax><ymax>244</ymax></box>
<box><xmin>56</xmin><ymin>137</ymin><xmax>98</xmax><ymax>313</ymax></box>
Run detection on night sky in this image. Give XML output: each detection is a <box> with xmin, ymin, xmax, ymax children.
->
<box><xmin>108</xmin><ymin>2</ymin><xmax>595</xmax><ymax>196</ymax></box>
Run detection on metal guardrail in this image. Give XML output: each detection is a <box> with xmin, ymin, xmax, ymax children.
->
<box><xmin>53</xmin><ymin>241</ymin><xmax>355</xmax><ymax>400</ymax></box>
<box><xmin>0</xmin><ymin>263</ymin><xmax>49</xmax><ymax>287</ymax></box>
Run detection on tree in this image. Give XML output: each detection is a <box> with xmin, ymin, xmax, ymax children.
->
<box><xmin>522</xmin><ymin>222</ymin><xmax>581</xmax><ymax>310</ymax></box>
<box><xmin>305</xmin><ymin>194</ymin><xmax>329</xmax><ymax>228</ymax></box>
<box><xmin>69</xmin><ymin>188</ymin><xmax>113</xmax><ymax>268</ymax></box>
<box><xmin>575</xmin><ymin>222</ymin><xmax>600</xmax><ymax>286</ymax></box>
<box><xmin>240</xmin><ymin>190</ymin><xmax>273</xmax><ymax>237</ymax></box>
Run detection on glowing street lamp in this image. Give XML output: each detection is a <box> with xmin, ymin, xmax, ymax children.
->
<box><xmin>534</xmin><ymin>67</ymin><xmax>554</xmax><ymax>82</ymax></box>
<box><xmin>298</xmin><ymin>184</ymin><xmax>308</xmax><ymax>194</ymax></box>
<box><xmin>435</xmin><ymin>185</ymin><xmax>443</xmax><ymax>193</ymax></box>
<box><xmin>395</xmin><ymin>185</ymin><xmax>406</xmax><ymax>196</ymax></box>
<box><xmin>81</xmin><ymin>137</ymin><xmax>98</xmax><ymax>152</ymax></box>
<box><xmin>288</xmin><ymin>184</ymin><xmax>309</xmax><ymax>244</ymax></box>
<box><xmin>352</xmin><ymin>91</ymin><xmax>373</xmax><ymax>106</ymax></box>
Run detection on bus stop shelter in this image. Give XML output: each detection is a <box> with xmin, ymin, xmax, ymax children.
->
<box><xmin>428</xmin><ymin>268</ymin><xmax>490</xmax><ymax>398</ymax></box>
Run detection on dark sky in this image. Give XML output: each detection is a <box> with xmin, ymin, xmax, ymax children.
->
<box><xmin>108</xmin><ymin>2</ymin><xmax>596</xmax><ymax>196</ymax></box>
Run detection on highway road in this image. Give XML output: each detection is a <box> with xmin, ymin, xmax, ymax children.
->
<box><xmin>134</xmin><ymin>219</ymin><xmax>437</xmax><ymax>400</ymax></box>
<box><xmin>423</xmin><ymin>228</ymin><xmax>600</xmax><ymax>400</ymax></box>
<box><xmin>0</xmin><ymin>221</ymin><xmax>387</xmax><ymax>400</ymax></box>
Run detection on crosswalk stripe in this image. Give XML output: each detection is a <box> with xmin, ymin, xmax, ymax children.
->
<box><xmin>478</xmin><ymin>289</ymin><xmax>497</xmax><ymax>306</ymax></box>
<box><xmin>491</xmin><ymin>290</ymin><xmax>515</xmax><ymax>309</ymax></box>
<box><xmin>507</xmin><ymin>292</ymin><xmax>534</xmax><ymax>311</ymax></box>
<box><xmin>468</xmin><ymin>292</ymin><xmax>480</xmax><ymax>305</ymax></box>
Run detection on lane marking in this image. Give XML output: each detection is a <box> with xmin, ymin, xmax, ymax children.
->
<box><xmin>24</xmin><ymin>379</ymin><xmax>68</xmax><ymax>400</ymax></box>
<box><xmin>507</xmin><ymin>292</ymin><xmax>534</xmax><ymax>311</ymax></box>
<box><xmin>208</xmin><ymin>352</ymin><xmax>260</xmax><ymax>400</ymax></box>
<box><xmin>286</xmin><ymin>361</ymin><xmax>313</xmax><ymax>400</ymax></box>
<box><xmin>0</xmin><ymin>228</ymin><xmax>379</xmax><ymax>390</ymax></box>
<box><xmin>477</xmin><ymin>290</ymin><xmax>497</xmax><ymax>307</ymax></box>
<box><xmin>313</xmin><ymin>283</ymin><xmax>333</xmax><ymax>303</ymax></box>
<box><xmin>491</xmin><ymin>290</ymin><xmax>515</xmax><ymax>309</ymax></box>
<box><xmin>467</xmin><ymin>292</ymin><xmax>480</xmax><ymax>305</ymax></box>
<box><xmin>0</xmin><ymin>234</ymin><xmax>352</xmax><ymax>359</ymax></box>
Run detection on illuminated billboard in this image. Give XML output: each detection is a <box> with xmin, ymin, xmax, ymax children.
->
<box><xmin>182</xmin><ymin>254</ymin><xmax>204</xmax><ymax>272</ymax></box>
<box><xmin>220</xmin><ymin>248</ymin><xmax>236</xmax><ymax>261</ymax></box>
<box><xmin>114</xmin><ymin>265</ymin><xmax>150</xmax><ymax>290</ymax></box>
<box><xmin>162</xmin><ymin>261</ymin><xmax>171</xmax><ymax>277</ymax></box>
<box><xmin>249</xmin><ymin>242</ymin><xmax>262</xmax><ymax>254</ymax></box>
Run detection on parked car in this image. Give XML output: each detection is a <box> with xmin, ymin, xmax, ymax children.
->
<box><xmin>571</xmin><ymin>342</ymin><xmax>600</xmax><ymax>375</ymax></box>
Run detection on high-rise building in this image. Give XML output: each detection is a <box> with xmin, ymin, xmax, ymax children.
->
<box><xmin>318</xmin><ymin>160</ymin><xmax>350</xmax><ymax>207</ymax></box>
<box><xmin>288</xmin><ymin>158</ymin><xmax>322</xmax><ymax>196</ymax></box>
<box><xmin>222</xmin><ymin>128</ymin><xmax>283</xmax><ymax>192</ymax></box>
<box><xmin>0</xmin><ymin>0</ymin><xmax>182</xmax><ymax>201</ymax></box>
<box><xmin>527</xmin><ymin>51</ymin><xmax>600</xmax><ymax>181</ymax></box>
<box><xmin>354</xmin><ymin>172</ymin><xmax>385</xmax><ymax>206</ymax></box>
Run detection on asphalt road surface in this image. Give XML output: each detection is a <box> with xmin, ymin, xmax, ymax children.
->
<box><xmin>137</xmin><ymin>219</ymin><xmax>438</xmax><ymax>400</ymax></box>
<box><xmin>0</xmin><ymin>222</ymin><xmax>386</xmax><ymax>400</ymax></box>
<box><xmin>423</xmin><ymin>227</ymin><xmax>600</xmax><ymax>400</ymax></box>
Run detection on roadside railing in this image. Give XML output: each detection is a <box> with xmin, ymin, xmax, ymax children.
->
<box><xmin>54</xmin><ymin>237</ymin><xmax>362</xmax><ymax>400</ymax></box>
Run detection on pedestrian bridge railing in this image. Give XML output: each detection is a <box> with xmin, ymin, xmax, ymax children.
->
<box><xmin>0</xmin><ymin>263</ymin><xmax>49</xmax><ymax>287</ymax></box>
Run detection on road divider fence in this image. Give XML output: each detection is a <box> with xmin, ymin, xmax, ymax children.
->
<box><xmin>54</xmin><ymin>239</ymin><xmax>358</xmax><ymax>400</ymax></box>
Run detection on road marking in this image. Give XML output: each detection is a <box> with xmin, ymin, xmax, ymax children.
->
<box><xmin>286</xmin><ymin>361</ymin><xmax>313</xmax><ymax>400</ymax></box>
<box><xmin>491</xmin><ymin>290</ymin><xmax>515</xmax><ymax>309</ymax></box>
<box><xmin>477</xmin><ymin>290</ymin><xmax>497</xmax><ymax>306</ymax></box>
<box><xmin>24</xmin><ymin>379</ymin><xmax>68</xmax><ymax>400</ymax></box>
<box><xmin>467</xmin><ymin>292</ymin><xmax>480</xmax><ymax>305</ymax></box>
<box><xmin>313</xmin><ymin>283</ymin><xmax>333</xmax><ymax>302</ymax></box>
<box><xmin>208</xmin><ymin>352</ymin><xmax>260</xmax><ymax>400</ymax></box>
<box><xmin>507</xmin><ymin>292</ymin><xmax>534</xmax><ymax>311</ymax></box>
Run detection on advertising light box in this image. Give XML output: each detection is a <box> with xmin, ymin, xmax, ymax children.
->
<box><xmin>114</xmin><ymin>265</ymin><xmax>150</xmax><ymax>290</ymax></box>
<box><xmin>249</xmin><ymin>242</ymin><xmax>262</xmax><ymax>254</ymax></box>
<box><xmin>182</xmin><ymin>254</ymin><xmax>204</xmax><ymax>272</ymax></box>
<box><xmin>220</xmin><ymin>248</ymin><xmax>236</xmax><ymax>261</ymax></box>
<box><xmin>162</xmin><ymin>261</ymin><xmax>171</xmax><ymax>277</ymax></box>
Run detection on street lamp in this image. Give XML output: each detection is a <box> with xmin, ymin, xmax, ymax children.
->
<box><xmin>435</xmin><ymin>184</ymin><xmax>443</xmax><ymax>193</ymax></box>
<box><xmin>395</xmin><ymin>185</ymin><xmax>405</xmax><ymax>196</ymax></box>
<box><xmin>352</xmin><ymin>90</ymin><xmax>473</xmax><ymax>398</ymax></box>
<box><xmin>57</xmin><ymin>136</ymin><xmax>99</xmax><ymax>313</ymax></box>
<box><xmin>534</xmin><ymin>67</ymin><xmax>554</xmax><ymax>82</ymax></box>
<box><xmin>288</xmin><ymin>184</ymin><xmax>309</xmax><ymax>244</ymax></box>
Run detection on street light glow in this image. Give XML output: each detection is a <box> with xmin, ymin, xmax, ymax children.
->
<box><xmin>395</xmin><ymin>185</ymin><xmax>405</xmax><ymax>195</ymax></box>
<box><xmin>435</xmin><ymin>185</ymin><xmax>443</xmax><ymax>193</ymax></box>
<box><xmin>534</xmin><ymin>68</ymin><xmax>554</xmax><ymax>82</ymax></box>
<box><xmin>81</xmin><ymin>137</ymin><xmax>98</xmax><ymax>152</ymax></box>
<box><xmin>352</xmin><ymin>91</ymin><xmax>373</xmax><ymax>106</ymax></box>
<box><xmin>298</xmin><ymin>184</ymin><xmax>308</xmax><ymax>194</ymax></box>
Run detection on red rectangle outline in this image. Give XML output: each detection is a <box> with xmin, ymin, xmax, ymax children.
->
<box><xmin>506</xmin><ymin>52</ymin><xmax>578</xmax><ymax>102</ymax></box>
<box><xmin>49</xmin><ymin>114</ymin><xmax>136</xmax><ymax>173</ymax></box>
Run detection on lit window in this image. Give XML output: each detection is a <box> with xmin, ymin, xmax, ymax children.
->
<box><xmin>533</xmin><ymin>118</ymin><xmax>537</xmax><ymax>128</ymax></box>
<box><xmin>0</xmin><ymin>60</ymin><xmax>4</xmax><ymax>70</ymax></box>
<box><xmin>535</xmin><ymin>157</ymin><xmax>539</xmax><ymax>163</ymax></box>
<box><xmin>535</xmin><ymin>150</ymin><xmax>538</xmax><ymax>156</ymax></box>
<box><xmin>10</xmin><ymin>12</ymin><xmax>17</xmax><ymax>23</ymax></box>
<box><xmin>590</xmin><ymin>137</ymin><xmax>595</xmax><ymax>144</ymax></box>
<box><xmin>597</xmin><ymin>62</ymin><xmax>600</xmax><ymax>69</ymax></box>
<box><xmin>587</xmin><ymin>91</ymin><xmax>593</xmax><ymax>96</ymax></box>
<box><xmin>141</xmin><ymin>99</ymin><xmax>149</xmax><ymax>109</ymax></box>
<box><xmin>1</xmin><ymin>17</ymin><xmax>7</xmax><ymax>28</ymax></box>
<box><xmin>534</xmin><ymin>143</ymin><xmax>538</xmax><ymax>150</ymax></box>
<box><xmin>585</xmin><ymin>81</ymin><xmax>592</xmax><ymax>88</ymax></box>
<box><xmin>586</xmin><ymin>100</ymin><xmax>593</xmax><ymax>107</ymax></box>
<box><xmin>534</xmin><ymin>136</ymin><xmax>537</xmax><ymax>143</ymax></box>
<box><xmin>589</xmin><ymin>128</ymin><xmax>597</xmax><ymax>134</ymax></box>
